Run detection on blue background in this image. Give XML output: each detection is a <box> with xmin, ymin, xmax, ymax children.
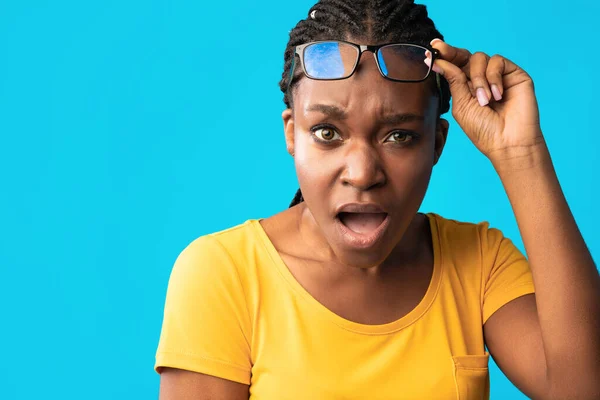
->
<box><xmin>1</xmin><ymin>0</ymin><xmax>598</xmax><ymax>398</ymax></box>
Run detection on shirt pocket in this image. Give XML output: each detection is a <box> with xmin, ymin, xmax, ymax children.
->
<box><xmin>452</xmin><ymin>351</ymin><xmax>490</xmax><ymax>400</ymax></box>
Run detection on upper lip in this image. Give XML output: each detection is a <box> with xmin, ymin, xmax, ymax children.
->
<box><xmin>335</xmin><ymin>202</ymin><xmax>388</xmax><ymax>215</ymax></box>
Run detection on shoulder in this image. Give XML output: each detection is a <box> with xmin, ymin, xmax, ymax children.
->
<box><xmin>429</xmin><ymin>212</ymin><xmax>502</xmax><ymax>243</ymax></box>
<box><xmin>429</xmin><ymin>213</ymin><xmax>527</xmax><ymax>277</ymax></box>
<box><xmin>428</xmin><ymin>212</ymin><xmax>513</xmax><ymax>265</ymax></box>
<box><xmin>171</xmin><ymin>219</ymin><xmax>263</xmax><ymax>284</ymax></box>
<box><xmin>182</xmin><ymin>219</ymin><xmax>260</xmax><ymax>257</ymax></box>
<box><xmin>157</xmin><ymin>224</ymin><xmax>255</xmax><ymax>384</ymax></box>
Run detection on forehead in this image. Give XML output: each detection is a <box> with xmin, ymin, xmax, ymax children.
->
<box><xmin>294</xmin><ymin>72</ymin><xmax>437</xmax><ymax>117</ymax></box>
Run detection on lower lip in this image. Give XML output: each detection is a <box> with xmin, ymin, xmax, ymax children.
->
<box><xmin>335</xmin><ymin>214</ymin><xmax>391</xmax><ymax>250</ymax></box>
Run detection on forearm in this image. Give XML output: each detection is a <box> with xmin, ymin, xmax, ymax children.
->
<box><xmin>491</xmin><ymin>139</ymin><xmax>600</xmax><ymax>398</ymax></box>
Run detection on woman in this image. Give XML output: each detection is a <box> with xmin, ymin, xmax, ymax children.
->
<box><xmin>154</xmin><ymin>0</ymin><xmax>600</xmax><ymax>399</ymax></box>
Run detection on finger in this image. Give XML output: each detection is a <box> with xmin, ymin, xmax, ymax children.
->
<box><xmin>486</xmin><ymin>54</ymin><xmax>505</xmax><ymax>101</ymax></box>
<box><xmin>467</xmin><ymin>81</ymin><xmax>476</xmax><ymax>98</ymax></box>
<box><xmin>469</xmin><ymin>52</ymin><xmax>492</xmax><ymax>106</ymax></box>
<box><xmin>425</xmin><ymin>49</ymin><xmax>474</xmax><ymax>97</ymax></box>
<box><xmin>430</xmin><ymin>38</ymin><xmax>471</xmax><ymax>69</ymax></box>
<box><xmin>487</xmin><ymin>54</ymin><xmax>530</xmax><ymax>93</ymax></box>
<box><xmin>429</xmin><ymin>58</ymin><xmax>473</xmax><ymax>109</ymax></box>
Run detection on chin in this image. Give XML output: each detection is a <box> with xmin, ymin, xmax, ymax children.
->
<box><xmin>332</xmin><ymin>239</ymin><xmax>394</xmax><ymax>269</ymax></box>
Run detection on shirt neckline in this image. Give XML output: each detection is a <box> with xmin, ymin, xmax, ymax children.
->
<box><xmin>248</xmin><ymin>212</ymin><xmax>443</xmax><ymax>335</ymax></box>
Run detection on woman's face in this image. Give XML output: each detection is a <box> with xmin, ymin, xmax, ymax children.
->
<box><xmin>282</xmin><ymin>50</ymin><xmax>448</xmax><ymax>268</ymax></box>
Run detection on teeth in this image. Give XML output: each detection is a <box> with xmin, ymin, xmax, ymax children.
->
<box><xmin>338</xmin><ymin>212</ymin><xmax>387</xmax><ymax>234</ymax></box>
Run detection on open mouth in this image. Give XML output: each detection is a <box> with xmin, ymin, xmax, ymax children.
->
<box><xmin>337</xmin><ymin>212</ymin><xmax>389</xmax><ymax>234</ymax></box>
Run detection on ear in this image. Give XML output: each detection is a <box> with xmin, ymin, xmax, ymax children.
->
<box><xmin>434</xmin><ymin>118</ymin><xmax>449</xmax><ymax>165</ymax></box>
<box><xmin>282</xmin><ymin>108</ymin><xmax>295</xmax><ymax>157</ymax></box>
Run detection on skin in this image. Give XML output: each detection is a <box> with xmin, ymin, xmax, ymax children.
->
<box><xmin>159</xmin><ymin>38</ymin><xmax>600</xmax><ymax>400</ymax></box>
<box><xmin>281</xmin><ymin>61</ymin><xmax>445</xmax><ymax>271</ymax></box>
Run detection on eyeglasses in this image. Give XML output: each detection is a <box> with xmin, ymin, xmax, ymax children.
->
<box><xmin>288</xmin><ymin>40</ymin><xmax>443</xmax><ymax>99</ymax></box>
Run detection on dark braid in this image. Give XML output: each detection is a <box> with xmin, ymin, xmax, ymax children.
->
<box><xmin>281</xmin><ymin>0</ymin><xmax>450</xmax><ymax>208</ymax></box>
<box><xmin>288</xmin><ymin>188</ymin><xmax>304</xmax><ymax>208</ymax></box>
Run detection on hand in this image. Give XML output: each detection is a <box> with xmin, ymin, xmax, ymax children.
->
<box><xmin>427</xmin><ymin>39</ymin><xmax>545</xmax><ymax>164</ymax></box>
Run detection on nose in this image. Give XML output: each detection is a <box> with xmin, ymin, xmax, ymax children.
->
<box><xmin>340</xmin><ymin>141</ymin><xmax>386</xmax><ymax>191</ymax></box>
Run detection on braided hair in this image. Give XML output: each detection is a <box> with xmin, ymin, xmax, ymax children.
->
<box><xmin>280</xmin><ymin>0</ymin><xmax>451</xmax><ymax>208</ymax></box>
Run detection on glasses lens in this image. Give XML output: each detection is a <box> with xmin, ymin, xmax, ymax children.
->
<box><xmin>377</xmin><ymin>44</ymin><xmax>430</xmax><ymax>81</ymax></box>
<box><xmin>303</xmin><ymin>42</ymin><xmax>358</xmax><ymax>79</ymax></box>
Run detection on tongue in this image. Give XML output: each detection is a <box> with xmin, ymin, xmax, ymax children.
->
<box><xmin>339</xmin><ymin>212</ymin><xmax>387</xmax><ymax>234</ymax></box>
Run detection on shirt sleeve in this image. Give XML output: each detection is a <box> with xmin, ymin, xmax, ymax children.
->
<box><xmin>481</xmin><ymin>225</ymin><xmax>536</xmax><ymax>324</ymax></box>
<box><xmin>154</xmin><ymin>234</ymin><xmax>252</xmax><ymax>385</ymax></box>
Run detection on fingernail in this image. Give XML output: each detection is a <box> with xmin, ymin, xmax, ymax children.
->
<box><xmin>491</xmin><ymin>84</ymin><xmax>502</xmax><ymax>101</ymax></box>
<box><xmin>430</xmin><ymin>38</ymin><xmax>443</xmax><ymax>46</ymax></box>
<box><xmin>476</xmin><ymin>88</ymin><xmax>489</xmax><ymax>106</ymax></box>
<box><xmin>423</xmin><ymin>58</ymin><xmax>431</xmax><ymax>67</ymax></box>
<box><xmin>431</xmin><ymin>62</ymin><xmax>443</xmax><ymax>74</ymax></box>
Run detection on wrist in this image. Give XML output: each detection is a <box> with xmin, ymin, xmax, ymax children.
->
<box><xmin>488</xmin><ymin>136</ymin><xmax>551</xmax><ymax>176</ymax></box>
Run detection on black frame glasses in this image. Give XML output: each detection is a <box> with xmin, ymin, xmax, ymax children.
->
<box><xmin>286</xmin><ymin>40</ymin><xmax>445</xmax><ymax>111</ymax></box>
<box><xmin>291</xmin><ymin>40</ymin><xmax>440</xmax><ymax>84</ymax></box>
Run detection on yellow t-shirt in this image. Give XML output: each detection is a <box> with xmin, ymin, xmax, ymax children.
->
<box><xmin>155</xmin><ymin>213</ymin><xmax>535</xmax><ymax>399</ymax></box>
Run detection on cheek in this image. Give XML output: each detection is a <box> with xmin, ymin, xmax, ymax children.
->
<box><xmin>293</xmin><ymin>134</ymin><xmax>330</xmax><ymax>191</ymax></box>
<box><xmin>405</xmin><ymin>158</ymin><xmax>434</xmax><ymax>192</ymax></box>
<box><xmin>385</xmin><ymin>143</ymin><xmax>436</xmax><ymax>199</ymax></box>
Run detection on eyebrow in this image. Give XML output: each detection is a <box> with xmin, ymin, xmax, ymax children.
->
<box><xmin>305</xmin><ymin>103</ymin><xmax>425</xmax><ymax>125</ymax></box>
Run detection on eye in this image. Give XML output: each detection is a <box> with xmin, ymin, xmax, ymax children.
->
<box><xmin>312</xmin><ymin>126</ymin><xmax>342</xmax><ymax>143</ymax></box>
<box><xmin>385</xmin><ymin>130</ymin><xmax>417</xmax><ymax>144</ymax></box>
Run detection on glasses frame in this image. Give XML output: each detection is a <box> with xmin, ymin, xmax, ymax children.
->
<box><xmin>286</xmin><ymin>40</ymin><xmax>444</xmax><ymax>108</ymax></box>
<box><xmin>292</xmin><ymin>40</ymin><xmax>440</xmax><ymax>83</ymax></box>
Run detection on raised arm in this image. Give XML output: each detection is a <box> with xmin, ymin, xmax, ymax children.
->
<box><xmin>430</xmin><ymin>38</ymin><xmax>600</xmax><ymax>399</ymax></box>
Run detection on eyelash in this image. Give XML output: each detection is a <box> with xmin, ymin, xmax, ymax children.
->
<box><xmin>310</xmin><ymin>124</ymin><xmax>420</xmax><ymax>146</ymax></box>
